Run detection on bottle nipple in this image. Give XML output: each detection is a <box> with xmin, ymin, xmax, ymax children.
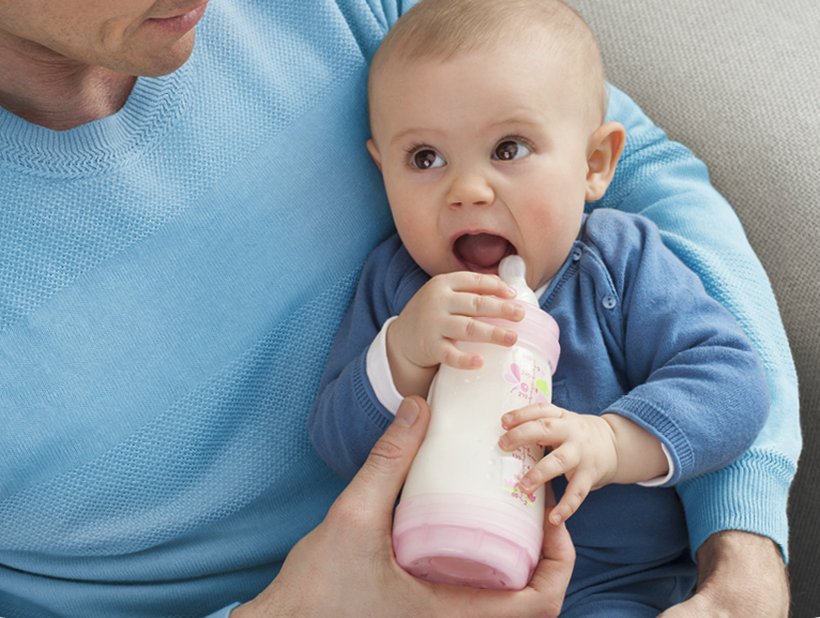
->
<box><xmin>499</xmin><ymin>255</ymin><xmax>538</xmax><ymax>306</ymax></box>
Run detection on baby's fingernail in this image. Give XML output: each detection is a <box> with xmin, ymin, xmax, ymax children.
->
<box><xmin>501</xmin><ymin>413</ymin><xmax>512</xmax><ymax>427</ymax></box>
<box><xmin>498</xmin><ymin>435</ymin><xmax>510</xmax><ymax>449</ymax></box>
<box><xmin>503</xmin><ymin>330</ymin><xmax>517</xmax><ymax>344</ymax></box>
<box><xmin>506</xmin><ymin>286</ymin><xmax>518</xmax><ymax>297</ymax></box>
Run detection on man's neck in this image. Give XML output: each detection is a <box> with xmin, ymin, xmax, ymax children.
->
<box><xmin>0</xmin><ymin>33</ymin><xmax>136</xmax><ymax>131</ymax></box>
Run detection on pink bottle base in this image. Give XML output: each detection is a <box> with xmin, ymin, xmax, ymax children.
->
<box><xmin>392</xmin><ymin>493</ymin><xmax>543</xmax><ymax>590</ymax></box>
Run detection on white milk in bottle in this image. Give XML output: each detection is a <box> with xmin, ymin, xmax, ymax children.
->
<box><xmin>392</xmin><ymin>255</ymin><xmax>560</xmax><ymax>590</ymax></box>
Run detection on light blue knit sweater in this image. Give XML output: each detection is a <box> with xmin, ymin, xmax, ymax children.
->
<box><xmin>0</xmin><ymin>1</ymin><xmax>799</xmax><ymax>616</ymax></box>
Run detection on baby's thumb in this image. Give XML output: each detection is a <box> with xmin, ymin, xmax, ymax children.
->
<box><xmin>337</xmin><ymin>397</ymin><xmax>430</xmax><ymax>528</ymax></box>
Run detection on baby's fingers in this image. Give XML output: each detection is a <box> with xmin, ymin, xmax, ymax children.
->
<box><xmin>449</xmin><ymin>291</ymin><xmax>524</xmax><ymax>322</ymax></box>
<box><xmin>445</xmin><ymin>271</ymin><xmax>518</xmax><ymax>298</ymax></box>
<box><xmin>436</xmin><ymin>340</ymin><xmax>483</xmax><ymax>370</ymax></box>
<box><xmin>517</xmin><ymin>444</ymin><xmax>580</xmax><ymax>493</ymax></box>
<box><xmin>498</xmin><ymin>406</ymin><xmax>568</xmax><ymax>451</ymax></box>
<box><xmin>548</xmin><ymin>470</ymin><xmax>594</xmax><ymax>525</ymax></box>
<box><xmin>501</xmin><ymin>403</ymin><xmax>564</xmax><ymax>430</ymax></box>
<box><xmin>441</xmin><ymin>316</ymin><xmax>518</xmax><ymax>347</ymax></box>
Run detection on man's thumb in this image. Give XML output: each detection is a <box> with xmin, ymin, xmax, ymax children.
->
<box><xmin>341</xmin><ymin>396</ymin><xmax>430</xmax><ymax>514</ymax></box>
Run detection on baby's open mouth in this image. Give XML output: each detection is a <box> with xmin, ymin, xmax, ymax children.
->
<box><xmin>453</xmin><ymin>233</ymin><xmax>516</xmax><ymax>273</ymax></box>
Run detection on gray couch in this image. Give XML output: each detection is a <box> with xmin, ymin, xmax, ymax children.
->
<box><xmin>566</xmin><ymin>2</ymin><xmax>820</xmax><ymax>616</ymax></box>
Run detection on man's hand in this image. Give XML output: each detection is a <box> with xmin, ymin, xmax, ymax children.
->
<box><xmin>660</xmin><ymin>530</ymin><xmax>789</xmax><ymax>617</ymax></box>
<box><xmin>235</xmin><ymin>397</ymin><xmax>576</xmax><ymax>618</ymax></box>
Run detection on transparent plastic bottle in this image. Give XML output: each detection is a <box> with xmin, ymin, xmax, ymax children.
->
<box><xmin>392</xmin><ymin>255</ymin><xmax>561</xmax><ymax>590</ymax></box>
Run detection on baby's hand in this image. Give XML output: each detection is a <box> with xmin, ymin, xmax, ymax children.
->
<box><xmin>387</xmin><ymin>272</ymin><xmax>524</xmax><ymax>396</ymax></box>
<box><xmin>498</xmin><ymin>403</ymin><xmax>619</xmax><ymax>525</ymax></box>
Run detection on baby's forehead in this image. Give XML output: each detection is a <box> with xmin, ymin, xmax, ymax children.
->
<box><xmin>379</xmin><ymin>14</ymin><xmax>591</xmax><ymax>67</ymax></box>
<box><xmin>368</xmin><ymin>0</ymin><xmax>608</xmax><ymax>123</ymax></box>
<box><xmin>370</xmin><ymin>34</ymin><xmax>601</xmax><ymax>113</ymax></box>
<box><xmin>381</xmin><ymin>0</ymin><xmax>598</xmax><ymax>61</ymax></box>
<box><xmin>371</xmin><ymin>10</ymin><xmax>602</xmax><ymax>91</ymax></box>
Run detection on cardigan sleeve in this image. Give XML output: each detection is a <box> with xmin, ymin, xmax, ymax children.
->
<box><xmin>586</xmin><ymin>210</ymin><xmax>768</xmax><ymax>484</ymax></box>
<box><xmin>597</xmin><ymin>84</ymin><xmax>800</xmax><ymax>560</ymax></box>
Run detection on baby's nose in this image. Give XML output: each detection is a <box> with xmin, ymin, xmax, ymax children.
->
<box><xmin>446</xmin><ymin>172</ymin><xmax>494</xmax><ymax>207</ymax></box>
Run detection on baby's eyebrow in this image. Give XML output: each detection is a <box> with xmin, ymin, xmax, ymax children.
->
<box><xmin>486</xmin><ymin>115</ymin><xmax>543</xmax><ymax>131</ymax></box>
<box><xmin>389</xmin><ymin>126</ymin><xmax>446</xmax><ymax>146</ymax></box>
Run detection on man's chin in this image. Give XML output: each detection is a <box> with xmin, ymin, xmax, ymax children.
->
<box><xmin>122</xmin><ymin>32</ymin><xmax>197</xmax><ymax>77</ymax></box>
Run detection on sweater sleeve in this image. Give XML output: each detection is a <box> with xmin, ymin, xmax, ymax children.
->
<box><xmin>587</xmin><ymin>211</ymin><xmax>768</xmax><ymax>484</ymax></box>
<box><xmin>597</xmin><ymin>84</ymin><xmax>801</xmax><ymax>560</ymax></box>
<box><xmin>340</xmin><ymin>0</ymin><xmax>418</xmax><ymax>60</ymax></box>
<box><xmin>308</xmin><ymin>235</ymin><xmax>415</xmax><ymax>480</ymax></box>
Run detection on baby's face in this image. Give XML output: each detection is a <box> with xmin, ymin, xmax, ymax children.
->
<box><xmin>368</xmin><ymin>44</ymin><xmax>599</xmax><ymax>290</ymax></box>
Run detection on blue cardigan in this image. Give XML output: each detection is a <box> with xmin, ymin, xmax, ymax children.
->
<box><xmin>0</xmin><ymin>1</ymin><xmax>799</xmax><ymax>615</ymax></box>
<box><xmin>309</xmin><ymin>210</ymin><xmax>768</xmax><ymax>598</ymax></box>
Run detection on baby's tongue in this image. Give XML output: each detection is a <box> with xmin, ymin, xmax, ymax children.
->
<box><xmin>454</xmin><ymin>233</ymin><xmax>511</xmax><ymax>270</ymax></box>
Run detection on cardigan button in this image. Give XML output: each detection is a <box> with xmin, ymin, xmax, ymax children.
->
<box><xmin>602</xmin><ymin>294</ymin><xmax>617</xmax><ymax>310</ymax></box>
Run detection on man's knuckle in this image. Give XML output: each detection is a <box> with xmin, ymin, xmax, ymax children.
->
<box><xmin>327</xmin><ymin>497</ymin><xmax>367</xmax><ymax>528</ymax></box>
<box><xmin>368</xmin><ymin>436</ymin><xmax>404</xmax><ymax>464</ymax></box>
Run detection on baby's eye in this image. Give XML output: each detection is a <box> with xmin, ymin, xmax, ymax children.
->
<box><xmin>493</xmin><ymin>139</ymin><xmax>532</xmax><ymax>161</ymax></box>
<box><xmin>409</xmin><ymin>147</ymin><xmax>446</xmax><ymax>170</ymax></box>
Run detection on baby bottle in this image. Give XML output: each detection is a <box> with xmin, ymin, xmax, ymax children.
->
<box><xmin>392</xmin><ymin>255</ymin><xmax>560</xmax><ymax>590</ymax></box>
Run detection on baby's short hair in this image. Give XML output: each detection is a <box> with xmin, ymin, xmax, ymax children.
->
<box><xmin>370</xmin><ymin>0</ymin><xmax>607</xmax><ymax>121</ymax></box>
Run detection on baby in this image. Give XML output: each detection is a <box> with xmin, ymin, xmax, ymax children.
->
<box><xmin>309</xmin><ymin>0</ymin><xmax>767</xmax><ymax>612</ymax></box>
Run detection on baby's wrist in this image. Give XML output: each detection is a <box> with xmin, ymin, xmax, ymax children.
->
<box><xmin>385</xmin><ymin>322</ymin><xmax>436</xmax><ymax>398</ymax></box>
<box><xmin>601</xmin><ymin>413</ymin><xmax>666</xmax><ymax>484</ymax></box>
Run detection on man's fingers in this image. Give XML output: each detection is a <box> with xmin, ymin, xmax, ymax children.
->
<box><xmin>527</xmin><ymin>519</ymin><xmax>575</xmax><ymax>615</ymax></box>
<box><xmin>658</xmin><ymin>594</ymin><xmax>710</xmax><ymax>617</ymax></box>
<box><xmin>332</xmin><ymin>397</ymin><xmax>430</xmax><ymax>531</ymax></box>
<box><xmin>527</xmin><ymin>484</ymin><xmax>575</xmax><ymax>615</ymax></box>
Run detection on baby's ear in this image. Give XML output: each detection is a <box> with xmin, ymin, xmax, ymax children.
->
<box><xmin>585</xmin><ymin>122</ymin><xmax>626</xmax><ymax>201</ymax></box>
<box><xmin>366</xmin><ymin>138</ymin><xmax>382</xmax><ymax>171</ymax></box>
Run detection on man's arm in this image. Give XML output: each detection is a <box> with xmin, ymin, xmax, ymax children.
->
<box><xmin>661</xmin><ymin>531</ymin><xmax>788</xmax><ymax>618</ymax></box>
<box><xmin>599</xmin><ymin>84</ymin><xmax>800</xmax><ymax>611</ymax></box>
